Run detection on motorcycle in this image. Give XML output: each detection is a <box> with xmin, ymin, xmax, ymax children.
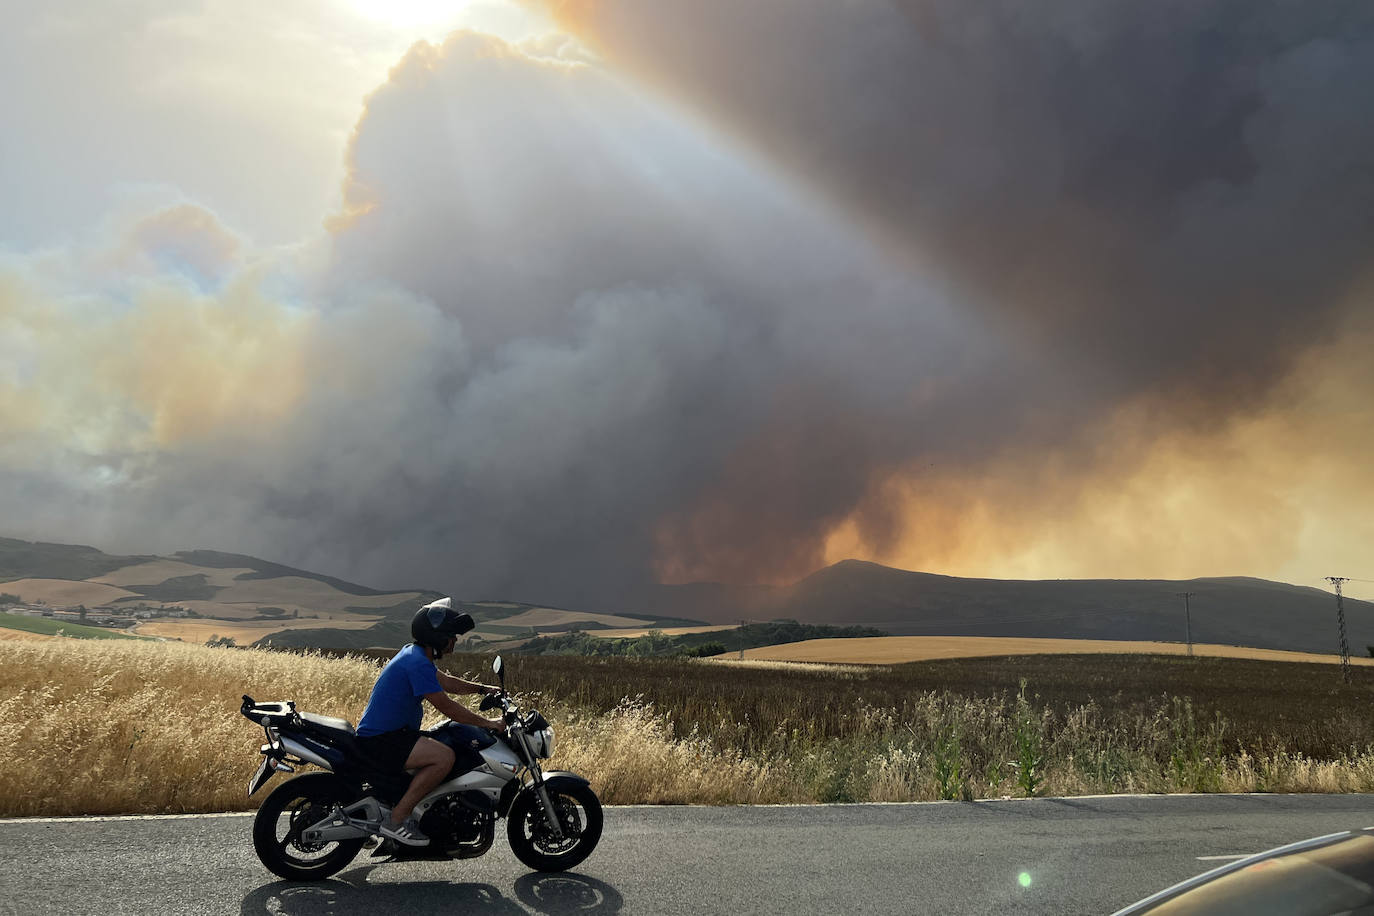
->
<box><xmin>239</xmin><ymin>655</ymin><xmax>602</xmax><ymax>881</ymax></box>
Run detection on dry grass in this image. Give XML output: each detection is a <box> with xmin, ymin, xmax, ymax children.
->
<box><xmin>552</xmin><ymin>702</ymin><xmax>796</xmax><ymax>805</ymax></box>
<box><xmin>6</xmin><ymin>641</ymin><xmax>1374</xmax><ymax>816</ymax></box>
<box><xmin>0</xmin><ymin>640</ymin><xmax>380</xmax><ymax>816</ymax></box>
<box><xmin>0</xmin><ymin>629</ymin><xmax>54</xmax><ymax>641</ymax></box>
<box><xmin>742</xmin><ymin>636</ymin><xmax>1374</xmax><ymax>667</ymax></box>
<box><xmin>698</xmin><ymin>657</ymin><xmax>883</xmax><ymax>675</ymax></box>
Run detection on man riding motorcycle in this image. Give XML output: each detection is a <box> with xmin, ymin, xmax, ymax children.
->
<box><xmin>354</xmin><ymin>598</ymin><xmax>505</xmax><ymax>847</ymax></box>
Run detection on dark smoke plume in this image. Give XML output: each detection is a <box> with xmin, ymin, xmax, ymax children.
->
<box><xmin>549</xmin><ymin>0</ymin><xmax>1374</xmax><ymax>403</ymax></box>
<box><xmin>5</xmin><ymin>5</ymin><xmax>1374</xmax><ymax>607</ymax></box>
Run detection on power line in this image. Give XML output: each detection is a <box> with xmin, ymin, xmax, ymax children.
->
<box><xmin>1176</xmin><ymin>592</ymin><xmax>1195</xmax><ymax>657</ymax></box>
<box><xmin>1327</xmin><ymin>577</ymin><xmax>1351</xmax><ymax>685</ymax></box>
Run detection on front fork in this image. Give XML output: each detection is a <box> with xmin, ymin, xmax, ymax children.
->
<box><xmin>532</xmin><ymin>776</ymin><xmax>565</xmax><ymax>839</ymax></box>
<box><xmin>511</xmin><ymin>724</ymin><xmax>565</xmax><ymax>840</ymax></box>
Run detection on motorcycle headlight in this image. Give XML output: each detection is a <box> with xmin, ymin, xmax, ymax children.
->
<box><xmin>530</xmin><ymin>726</ymin><xmax>555</xmax><ymax>759</ymax></box>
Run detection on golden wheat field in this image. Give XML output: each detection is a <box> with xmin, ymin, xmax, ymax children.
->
<box><xmin>1</xmin><ymin>578</ymin><xmax>139</xmax><ymax>608</ymax></box>
<box><xmin>0</xmin><ymin>628</ymin><xmax>54</xmax><ymax>641</ymax></box>
<box><xmin>738</xmin><ymin>636</ymin><xmax>1374</xmax><ymax>666</ymax></box>
<box><xmin>6</xmin><ymin>639</ymin><xmax>1374</xmax><ymax>817</ymax></box>
<box><xmin>0</xmin><ymin>640</ymin><xmax>798</xmax><ymax>815</ymax></box>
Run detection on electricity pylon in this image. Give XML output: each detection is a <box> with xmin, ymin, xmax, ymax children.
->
<box><xmin>1327</xmin><ymin>577</ymin><xmax>1351</xmax><ymax>684</ymax></box>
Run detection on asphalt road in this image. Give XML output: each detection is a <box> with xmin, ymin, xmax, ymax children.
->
<box><xmin>5</xmin><ymin>794</ymin><xmax>1374</xmax><ymax>916</ymax></box>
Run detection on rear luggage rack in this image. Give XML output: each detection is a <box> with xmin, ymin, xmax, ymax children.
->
<box><xmin>241</xmin><ymin>695</ymin><xmax>299</xmax><ymax>727</ymax></box>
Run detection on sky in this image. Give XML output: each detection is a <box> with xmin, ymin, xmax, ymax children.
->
<box><xmin>1</xmin><ymin>0</ymin><xmax>1371</xmax><ymax>605</ymax></box>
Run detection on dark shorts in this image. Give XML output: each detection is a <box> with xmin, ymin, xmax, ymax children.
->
<box><xmin>354</xmin><ymin>728</ymin><xmax>422</xmax><ymax>774</ymax></box>
<box><xmin>429</xmin><ymin>723</ymin><xmax>498</xmax><ymax>774</ymax></box>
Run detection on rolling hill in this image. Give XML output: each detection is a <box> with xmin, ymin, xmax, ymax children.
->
<box><xmin>0</xmin><ymin>537</ymin><xmax>703</xmax><ymax>649</ymax></box>
<box><xmin>628</xmin><ymin>560</ymin><xmax>1374</xmax><ymax>656</ymax></box>
<box><xmin>3</xmin><ymin>537</ymin><xmax>1368</xmax><ymax>657</ymax></box>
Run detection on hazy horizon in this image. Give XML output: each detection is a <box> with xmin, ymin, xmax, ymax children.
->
<box><xmin>1</xmin><ymin>533</ymin><xmax>1364</xmax><ymax>608</ymax></box>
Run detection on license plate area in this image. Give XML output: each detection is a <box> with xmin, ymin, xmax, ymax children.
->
<box><xmin>248</xmin><ymin>755</ymin><xmax>274</xmax><ymax>796</ymax></box>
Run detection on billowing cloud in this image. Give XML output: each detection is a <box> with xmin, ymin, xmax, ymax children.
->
<box><xmin>542</xmin><ymin>0</ymin><xmax>1374</xmax><ymax>395</ymax></box>
<box><xmin>2</xmin><ymin>31</ymin><xmax>993</xmax><ymax>603</ymax></box>
<box><xmin>529</xmin><ymin>0</ymin><xmax>1374</xmax><ymax>591</ymax></box>
<box><xmin>4</xmin><ymin>5</ymin><xmax>1373</xmax><ymax>607</ymax></box>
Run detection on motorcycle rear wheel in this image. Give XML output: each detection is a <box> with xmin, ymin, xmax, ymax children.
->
<box><xmin>252</xmin><ymin>773</ymin><xmax>365</xmax><ymax>881</ymax></box>
<box><xmin>506</xmin><ymin>783</ymin><xmax>603</xmax><ymax>872</ymax></box>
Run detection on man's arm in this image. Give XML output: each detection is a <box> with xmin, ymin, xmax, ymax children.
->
<box><xmin>423</xmin><ymin>691</ymin><xmax>505</xmax><ymax>731</ymax></box>
<box><xmin>436</xmin><ymin>671</ymin><xmax>497</xmax><ymax>695</ymax></box>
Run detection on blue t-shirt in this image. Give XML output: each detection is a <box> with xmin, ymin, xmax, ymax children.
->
<box><xmin>356</xmin><ymin>644</ymin><xmax>442</xmax><ymax>736</ymax></box>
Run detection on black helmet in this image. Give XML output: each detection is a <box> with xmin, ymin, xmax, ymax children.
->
<box><xmin>411</xmin><ymin>598</ymin><xmax>474</xmax><ymax>657</ymax></box>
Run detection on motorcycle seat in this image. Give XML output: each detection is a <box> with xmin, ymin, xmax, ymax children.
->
<box><xmin>299</xmin><ymin>712</ymin><xmax>356</xmax><ymax>736</ymax></box>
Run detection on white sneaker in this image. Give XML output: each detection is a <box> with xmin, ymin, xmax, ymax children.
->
<box><xmin>379</xmin><ymin>817</ymin><xmax>430</xmax><ymax>847</ymax></box>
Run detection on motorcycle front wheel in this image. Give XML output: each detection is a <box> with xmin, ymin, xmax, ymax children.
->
<box><xmin>506</xmin><ymin>783</ymin><xmax>603</xmax><ymax>872</ymax></box>
<box><xmin>252</xmin><ymin>773</ymin><xmax>365</xmax><ymax>881</ymax></box>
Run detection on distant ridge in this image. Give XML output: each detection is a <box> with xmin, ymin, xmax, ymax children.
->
<box><xmin>3</xmin><ymin>536</ymin><xmax>1369</xmax><ymax>657</ymax></box>
<box><xmin>622</xmin><ymin>559</ymin><xmax>1374</xmax><ymax>657</ymax></box>
<box><xmin>0</xmin><ymin>537</ymin><xmax>704</xmax><ymax>651</ymax></box>
<box><xmin>0</xmin><ymin>537</ymin><xmax>152</xmax><ymax>582</ymax></box>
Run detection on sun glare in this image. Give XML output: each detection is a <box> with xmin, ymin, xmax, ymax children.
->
<box><xmin>343</xmin><ymin>0</ymin><xmax>469</xmax><ymax>29</ymax></box>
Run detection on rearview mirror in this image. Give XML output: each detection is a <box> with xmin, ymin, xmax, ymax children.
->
<box><xmin>493</xmin><ymin>655</ymin><xmax>504</xmax><ymax>686</ymax></box>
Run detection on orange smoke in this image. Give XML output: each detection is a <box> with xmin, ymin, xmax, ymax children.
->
<box><xmin>0</xmin><ymin>205</ymin><xmax>313</xmax><ymax>458</ymax></box>
<box><xmin>653</xmin><ymin>295</ymin><xmax>1374</xmax><ymax>588</ymax></box>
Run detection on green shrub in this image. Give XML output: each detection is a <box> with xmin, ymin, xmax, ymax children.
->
<box><xmin>1014</xmin><ymin>680</ymin><xmax>1045</xmax><ymax>797</ymax></box>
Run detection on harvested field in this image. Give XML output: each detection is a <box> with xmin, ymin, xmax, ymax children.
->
<box><xmin>1</xmin><ymin>578</ymin><xmax>139</xmax><ymax>608</ymax></box>
<box><xmin>578</xmin><ymin>625</ymin><xmax>736</xmax><ymax>639</ymax></box>
<box><xmin>737</xmin><ymin>636</ymin><xmax>1374</xmax><ymax>666</ymax></box>
<box><xmin>88</xmin><ymin>559</ymin><xmax>256</xmax><ymax>588</ymax></box>
<box><xmin>134</xmin><ymin>616</ymin><xmax>382</xmax><ymax>643</ymax></box>
<box><xmin>209</xmin><ymin>577</ymin><xmax>421</xmax><ymax>613</ymax></box>
<box><xmin>162</xmin><ymin>600</ymin><xmax>382</xmax><ymax>621</ymax></box>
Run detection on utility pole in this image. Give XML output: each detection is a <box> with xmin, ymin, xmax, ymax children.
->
<box><xmin>1327</xmin><ymin>577</ymin><xmax>1351</xmax><ymax>684</ymax></box>
<box><xmin>739</xmin><ymin>619</ymin><xmax>746</xmax><ymax>660</ymax></box>
<box><xmin>1176</xmin><ymin>592</ymin><xmax>1194</xmax><ymax>657</ymax></box>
